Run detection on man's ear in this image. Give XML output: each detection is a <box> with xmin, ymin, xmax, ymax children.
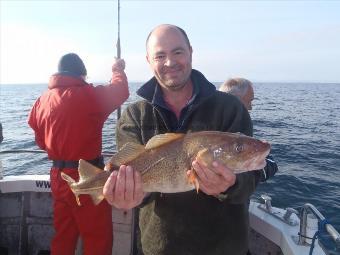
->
<box><xmin>189</xmin><ymin>46</ymin><xmax>193</xmax><ymax>62</ymax></box>
<box><xmin>146</xmin><ymin>54</ymin><xmax>150</xmax><ymax>64</ymax></box>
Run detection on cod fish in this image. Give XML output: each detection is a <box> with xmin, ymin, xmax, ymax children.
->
<box><xmin>61</xmin><ymin>131</ymin><xmax>270</xmax><ymax>205</ymax></box>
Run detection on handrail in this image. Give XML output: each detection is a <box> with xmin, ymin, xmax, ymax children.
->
<box><xmin>298</xmin><ymin>203</ymin><xmax>340</xmax><ymax>247</ymax></box>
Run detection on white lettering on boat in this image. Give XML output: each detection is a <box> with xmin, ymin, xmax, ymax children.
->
<box><xmin>35</xmin><ymin>180</ymin><xmax>51</xmax><ymax>189</ymax></box>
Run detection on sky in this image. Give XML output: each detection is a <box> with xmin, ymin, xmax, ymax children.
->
<box><xmin>1</xmin><ymin>0</ymin><xmax>340</xmax><ymax>84</ymax></box>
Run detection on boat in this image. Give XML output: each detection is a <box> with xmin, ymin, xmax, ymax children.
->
<box><xmin>1</xmin><ymin>172</ymin><xmax>339</xmax><ymax>255</ymax></box>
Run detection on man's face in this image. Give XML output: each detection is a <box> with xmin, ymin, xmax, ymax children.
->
<box><xmin>242</xmin><ymin>86</ymin><xmax>254</xmax><ymax>111</ymax></box>
<box><xmin>146</xmin><ymin>27</ymin><xmax>193</xmax><ymax>91</ymax></box>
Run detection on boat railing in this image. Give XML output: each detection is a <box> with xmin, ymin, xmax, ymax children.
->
<box><xmin>298</xmin><ymin>203</ymin><xmax>340</xmax><ymax>247</ymax></box>
<box><xmin>256</xmin><ymin>194</ymin><xmax>340</xmax><ymax>253</ymax></box>
<box><xmin>257</xmin><ymin>194</ymin><xmax>299</xmax><ymax>226</ymax></box>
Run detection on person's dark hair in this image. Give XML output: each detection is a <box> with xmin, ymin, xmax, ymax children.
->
<box><xmin>146</xmin><ymin>25</ymin><xmax>191</xmax><ymax>49</ymax></box>
<box><xmin>58</xmin><ymin>53</ymin><xmax>87</xmax><ymax>76</ymax></box>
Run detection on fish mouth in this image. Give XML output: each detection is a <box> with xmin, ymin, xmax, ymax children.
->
<box><xmin>256</xmin><ymin>159</ymin><xmax>267</xmax><ymax>170</ymax></box>
<box><xmin>242</xmin><ymin>151</ymin><xmax>269</xmax><ymax>171</ymax></box>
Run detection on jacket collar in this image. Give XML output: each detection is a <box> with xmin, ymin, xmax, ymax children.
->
<box><xmin>137</xmin><ymin>69</ymin><xmax>216</xmax><ymax>105</ymax></box>
<box><xmin>48</xmin><ymin>72</ymin><xmax>88</xmax><ymax>89</ymax></box>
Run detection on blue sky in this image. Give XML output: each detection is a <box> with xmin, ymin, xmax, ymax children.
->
<box><xmin>1</xmin><ymin>0</ymin><xmax>340</xmax><ymax>84</ymax></box>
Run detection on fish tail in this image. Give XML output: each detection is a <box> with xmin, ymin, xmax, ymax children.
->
<box><xmin>61</xmin><ymin>171</ymin><xmax>76</xmax><ymax>184</ymax></box>
<box><xmin>60</xmin><ymin>172</ymin><xmax>82</xmax><ymax>206</ymax></box>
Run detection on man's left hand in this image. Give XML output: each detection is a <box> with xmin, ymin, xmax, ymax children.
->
<box><xmin>189</xmin><ymin>158</ymin><xmax>236</xmax><ymax>196</ymax></box>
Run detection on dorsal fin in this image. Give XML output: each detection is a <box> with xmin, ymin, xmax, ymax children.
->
<box><xmin>107</xmin><ymin>142</ymin><xmax>145</xmax><ymax>168</ymax></box>
<box><xmin>145</xmin><ymin>133</ymin><xmax>185</xmax><ymax>150</ymax></box>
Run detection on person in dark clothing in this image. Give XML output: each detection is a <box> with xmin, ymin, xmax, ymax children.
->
<box><xmin>219</xmin><ymin>78</ymin><xmax>278</xmax><ymax>181</ymax></box>
<box><xmin>103</xmin><ymin>24</ymin><xmax>258</xmax><ymax>255</ymax></box>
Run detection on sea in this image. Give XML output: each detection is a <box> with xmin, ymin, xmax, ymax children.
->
<box><xmin>1</xmin><ymin>82</ymin><xmax>340</xmax><ymax>231</ymax></box>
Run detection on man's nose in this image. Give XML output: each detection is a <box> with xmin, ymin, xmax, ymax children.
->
<box><xmin>164</xmin><ymin>56</ymin><xmax>175</xmax><ymax>67</ymax></box>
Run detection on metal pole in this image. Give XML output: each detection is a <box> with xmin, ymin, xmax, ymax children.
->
<box><xmin>116</xmin><ymin>0</ymin><xmax>121</xmax><ymax>119</ymax></box>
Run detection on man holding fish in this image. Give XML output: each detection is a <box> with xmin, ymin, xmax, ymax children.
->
<box><xmin>99</xmin><ymin>24</ymin><xmax>270</xmax><ymax>255</ymax></box>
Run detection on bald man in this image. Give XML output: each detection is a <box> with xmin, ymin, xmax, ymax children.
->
<box><xmin>220</xmin><ymin>78</ymin><xmax>278</xmax><ymax>182</ymax></box>
<box><xmin>103</xmin><ymin>25</ymin><xmax>257</xmax><ymax>255</ymax></box>
<box><xmin>219</xmin><ymin>78</ymin><xmax>254</xmax><ymax>110</ymax></box>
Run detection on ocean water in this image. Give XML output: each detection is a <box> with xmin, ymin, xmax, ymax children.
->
<box><xmin>0</xmin><ymin>82</ymin><xmax>340</xmax><ymax>231</ymax></box>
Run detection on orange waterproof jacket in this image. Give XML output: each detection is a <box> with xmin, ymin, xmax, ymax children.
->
<box><xmin>28</xmin><ymin>71</ymin><xmax>128</xmax><ymax>161</ymax></box>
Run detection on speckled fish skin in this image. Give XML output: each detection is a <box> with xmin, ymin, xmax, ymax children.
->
<box><xmin>61</xmin><ymin>131</ymin><xmax>270</xmax><ymax>205</ymax></box>
<box><xmin>106</xmin><ymin>131</ymin><xmax>270</xmax><ymax>193</ymax></box>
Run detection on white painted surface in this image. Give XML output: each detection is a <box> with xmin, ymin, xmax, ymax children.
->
<box><xmin>249</xmin><ymin>201</ymin><xmax>326</xmax><ymax>255</ymax></box>
<box><xmin>0</xmin><ymin>175</ymin><xmax>334</xmax><ymax>255</ymax></box>
<box><xmin>0</xmin><ymin>175</ymin><xmax>51</xmax><ymax>192</ymax></box>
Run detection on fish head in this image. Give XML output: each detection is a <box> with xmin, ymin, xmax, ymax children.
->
<box><xmin>196</xmin><ymin>132</ymin><xmax>271</xmax><ymax>173</ymax></box>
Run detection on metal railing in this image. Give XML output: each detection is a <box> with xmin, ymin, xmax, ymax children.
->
<box><xmin>298</xmin><ymin>203</ymin><xmax>340</xmax><ymax>247</ymax></box>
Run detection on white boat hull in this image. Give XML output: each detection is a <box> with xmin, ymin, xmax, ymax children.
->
<box><xmin>1</xmin><ymin>175</ymin><xmax>336</xmax><ymax>255</ymax></box>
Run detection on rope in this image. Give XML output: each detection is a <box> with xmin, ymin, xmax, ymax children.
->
<box><xmin>309</xmin><ymin>219</ymin><xmax>329</xmax><ymax>255</ymax></box>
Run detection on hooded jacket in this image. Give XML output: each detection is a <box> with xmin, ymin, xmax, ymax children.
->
<box><xmin>116</xmin><ymin>69</ymin><xmax>257</xmax><ymax>255</ymax></box>
<box><xmin>28</xmin><ymin>71</ymin><xmax>128</xmax><ymax>161</ymax></box>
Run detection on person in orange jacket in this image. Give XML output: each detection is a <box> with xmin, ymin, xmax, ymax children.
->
<box><xmin>28</xmin><ymin>53</ymin><xmax>129</xmax><ymax>255</ymax></box>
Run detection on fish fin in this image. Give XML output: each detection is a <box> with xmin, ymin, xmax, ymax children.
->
<box><xmin>145</xmin><ymin>133</ymin><xmax>185</xmax><ymax>150</ymax></box>
<box><xmin>61</xmin><ymin>172</ymin><xmax>82</xmax><ymax>206</ymax></box>
<box><xmin>78</xmin><ymin>159</ymin><xmax>104</xmax><ymax>182</ymax></box>
<box><xmin>107</xmin><ymin>143</ymin><xmax>145</xmax><ymax>169</ymax></box>
<box><xmin>76</xmin><ymin>196</ymin><xmax>81</xmax><ymax>206</ymax></box>
<box><xmin>188</xmin><ymin>170</ymin><xmax>200</xmax><ymax>193</ymax></box>
<box><xmin>90</xmin><ymin>192</ymin><xmax>105</xmax><ymax>205</ymax></box>
<box><xmin>196</xmin><ymin>148</ymin><xmax>213</xmax><ymax>166</ymax></box>
<box><xmin>61</xmin><ymin>171</ymin><xmax>76</xmax><ymax>184</ymax></box>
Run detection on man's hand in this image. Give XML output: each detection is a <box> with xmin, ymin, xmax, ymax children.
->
<box><xmin>112</xmin><ymin>58</ymin><xmax>125</xmax><ymax>72</ymax></box>
<box><xmin>103</xmin><ymin>165</ymin><xmax>145</xmax><ymax>210</ymax></box>
<box><xmin>189</xmin><ymin>158</ymin><xmax>236</xmax><ymax>196</ymax></box>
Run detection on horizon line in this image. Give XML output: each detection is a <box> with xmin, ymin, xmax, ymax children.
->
<box><xmin>1</xmin><ymin>80</ymin><xmax>340</xmax><ymax>86</ymax></box>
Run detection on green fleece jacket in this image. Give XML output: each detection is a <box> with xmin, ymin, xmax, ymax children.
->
<box><xmin>116</xmin><ymin>70</ymin><xmax>256</xmax><ymax>255</ymax></box>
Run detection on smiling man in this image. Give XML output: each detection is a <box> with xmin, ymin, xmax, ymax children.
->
<box><xmin>103</xmin><ymin>24</ymin><xmax>258</xmax><ymax>255</ymax></box>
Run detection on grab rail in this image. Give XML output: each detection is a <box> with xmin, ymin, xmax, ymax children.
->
<box><xmin>298</xmin><ymin>203</ymin><xmax>340</xmax><ymax>247</ymax></box>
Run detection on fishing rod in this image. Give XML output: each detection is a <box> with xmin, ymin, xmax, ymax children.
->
<box><xmin>116</xmin><ymin>0</ymin><xmax>122</xmax><ymax>119</ymax></box>
<box><xmin>0</xmin><ymin>149</ymin><xmax>114</xmax><ymax>157</ymax></box>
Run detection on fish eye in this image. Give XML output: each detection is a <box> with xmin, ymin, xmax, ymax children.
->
<box><xmin>235</xmin><ymin>144</ymin><xmax>243</xmax><ymax>153</ymax></box>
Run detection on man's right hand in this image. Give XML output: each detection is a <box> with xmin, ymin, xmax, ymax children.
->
<box><xmin>112</xmin><ymin>58</ymin><xmax>125</xmax><ymax>72</ymax></box>
<box><xmin>103</xmin><ymin>165</ymin><xmax>145</xmax><ymax>210</ymax></box>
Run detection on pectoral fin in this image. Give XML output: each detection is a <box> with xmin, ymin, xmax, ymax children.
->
<box><xmin>188</xmin><ymin>170</ymin><xmax>199</xmax><ymax>193</ymax></box>
<box><xmin>196</xmin><ymin>148</ymin><xmax>214</xmax><ymax>167</ymax></box>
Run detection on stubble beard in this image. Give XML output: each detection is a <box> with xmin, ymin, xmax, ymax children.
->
<box><xmin>156</xmin><ymin>70</ymin><xmax>192</xmax><ymax>92</ymax></box>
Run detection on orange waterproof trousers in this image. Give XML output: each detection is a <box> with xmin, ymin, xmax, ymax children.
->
<box><xmin>50</xmin><ymin>168</ymin><xmax>113</xmax><ymax>255</ymax></box>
